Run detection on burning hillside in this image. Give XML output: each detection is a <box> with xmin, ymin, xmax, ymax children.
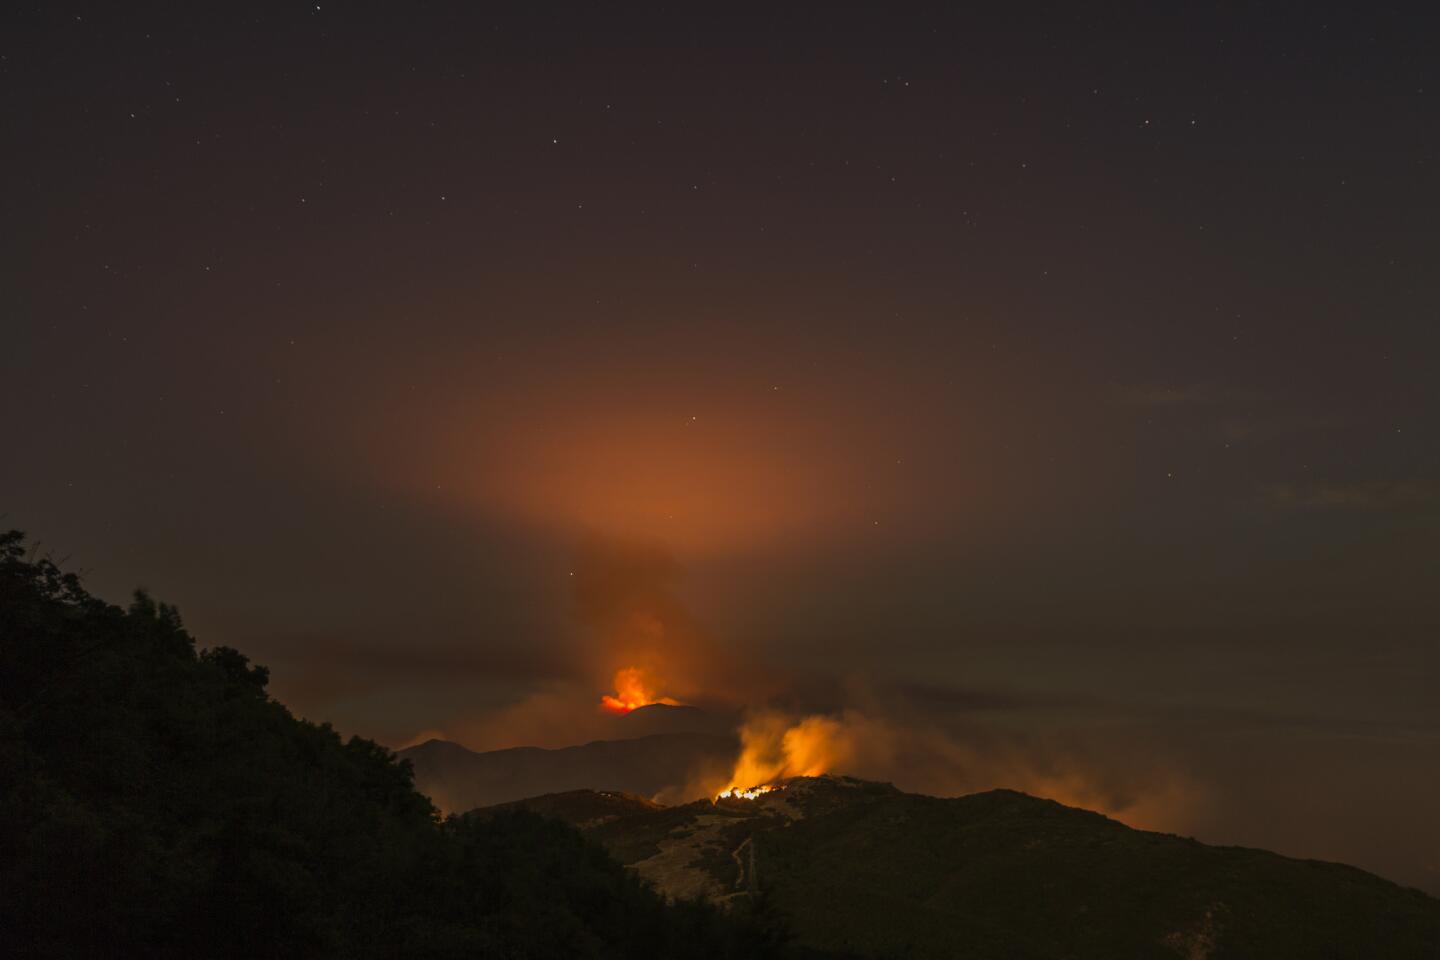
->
<box><xmin>716</xmin><ymin>783</ymin><xmax>783</xmax><ymax>800</ymax></box>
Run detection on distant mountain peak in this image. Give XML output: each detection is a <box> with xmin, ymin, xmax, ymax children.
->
<box><xmin>613</xmin><ymin>701</ymin><xmax>732</xmax><ymax>738</ymax></box>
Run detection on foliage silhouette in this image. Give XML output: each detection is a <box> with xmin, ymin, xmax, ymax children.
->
<box><xmin>0</xmin><ymin>529</ymin><xmax>799</xmax><ymax>959</ymax></box>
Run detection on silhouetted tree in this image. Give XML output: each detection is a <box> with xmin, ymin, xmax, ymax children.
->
<box><xmin>0</xmin><ymin>529</ymin><xmax>801</xmax><ymax>959</ymax></box>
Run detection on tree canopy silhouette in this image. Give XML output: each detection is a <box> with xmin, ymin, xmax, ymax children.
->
<box><xmin>0</xmin><ymin>529</ymin><xmax>800</xmax><ymax>959</ymax></box>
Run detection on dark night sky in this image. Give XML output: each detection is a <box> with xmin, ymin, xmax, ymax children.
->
<box><xmin>4</xmin><ymin>3</ymin><xmax>1439</xmax><ymax>890</ymax></box>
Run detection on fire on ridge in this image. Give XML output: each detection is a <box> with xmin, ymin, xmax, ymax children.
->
<box><xmin>716</xmin><ymin>784</ymin><xmax>784</xmax><ymax>801</ymax></box>
<box><xmin>599</xmin><ymin>666</ymin><xmax>680</xmax><ymax>715</ymax></box>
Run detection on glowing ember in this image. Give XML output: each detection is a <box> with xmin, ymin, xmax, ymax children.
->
<box><xmin>599</xmin><ymin>666</ymin><xmax>681</xmax><ymax>714</ymax></box>
<box><xmin>716</xmin><ymin>784</ymin><xmax>783</xmax><ymax>801</ymax></box>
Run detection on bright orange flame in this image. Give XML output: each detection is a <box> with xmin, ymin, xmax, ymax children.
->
<box><xmin>599</xmin><ymin>666</ymin><xmax>681</xmax><ymax>714</ymax></box>
<box><xmin>718</xmin><ymin>712</ymin><xmax>853</xmax><ymax>794</ymax></box>
<box><xmin>716</xmin><ymin>784</ymin><xmax>783</xmax><ymax>801</ymax></box>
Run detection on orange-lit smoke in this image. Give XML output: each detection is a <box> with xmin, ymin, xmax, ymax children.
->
<box><xmin>718</xmin><ymin>711</ymin><xmax>854</xmax><ymax>794</ymax></box>
<box><xmin>600</xmin><ymin>666</ymin><xmax>681</xmax><ymax>714</ymax></box>
<box><xmin>711</xmin><ymin>707</ymin><xmax>1202</xmax><ymax>832</ymax></box>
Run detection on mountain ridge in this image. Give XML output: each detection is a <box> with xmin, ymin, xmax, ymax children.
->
<box><xmin>480</xmin><ymin>775</ymin><xmax>1440</xmax><ymax>959</ymax></box>
<box><xmin>399</xmin><ymin>729</ymin><xmax>737</xmax><ymax>813</ymax></box>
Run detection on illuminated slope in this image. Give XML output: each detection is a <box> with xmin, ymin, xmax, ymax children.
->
<box><xmin>486</xmin><ymin>776</ymin><xmax>1440</xmax><ymax>959</ymax></box>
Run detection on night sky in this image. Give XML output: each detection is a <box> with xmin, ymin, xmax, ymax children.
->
<box><xmin>5</xmin><ymin>4</ymin><xmax>1438</xmax><ymax>890</ymax></box>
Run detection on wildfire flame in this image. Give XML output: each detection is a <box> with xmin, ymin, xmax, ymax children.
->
<box><xmin>600</xmin><ymin>666</ymin><xmax>681</xmax><ymax>714</ymax></box>
<box><xmin>717</xmin><ymin>711</ymin><xmax>853</xmax><ymax>796</ymax></box>
<box><xmin>716</xmin><ymin>783</ymin><xmax>782</xmax><ymax>801</ymax></box>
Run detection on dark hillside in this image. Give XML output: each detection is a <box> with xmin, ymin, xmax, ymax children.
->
<box><xmin>0</xmin><ymin>530</ymin><xmax>792</xmax><ymax>960</ymax></box>
<box><xmin>477</xmin><ymin>788</ymin><xmax>664</xmax><ymax>825</ymax></box>
<box><xmin>494</xmin><ymin>777</ymin><xmax>1440</xmax><ymax>959</ymax></box>
<box><xmin>757</xmin><ymin>786</ymin><xmax>1440</xmax><ymax>959</ymax></box>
